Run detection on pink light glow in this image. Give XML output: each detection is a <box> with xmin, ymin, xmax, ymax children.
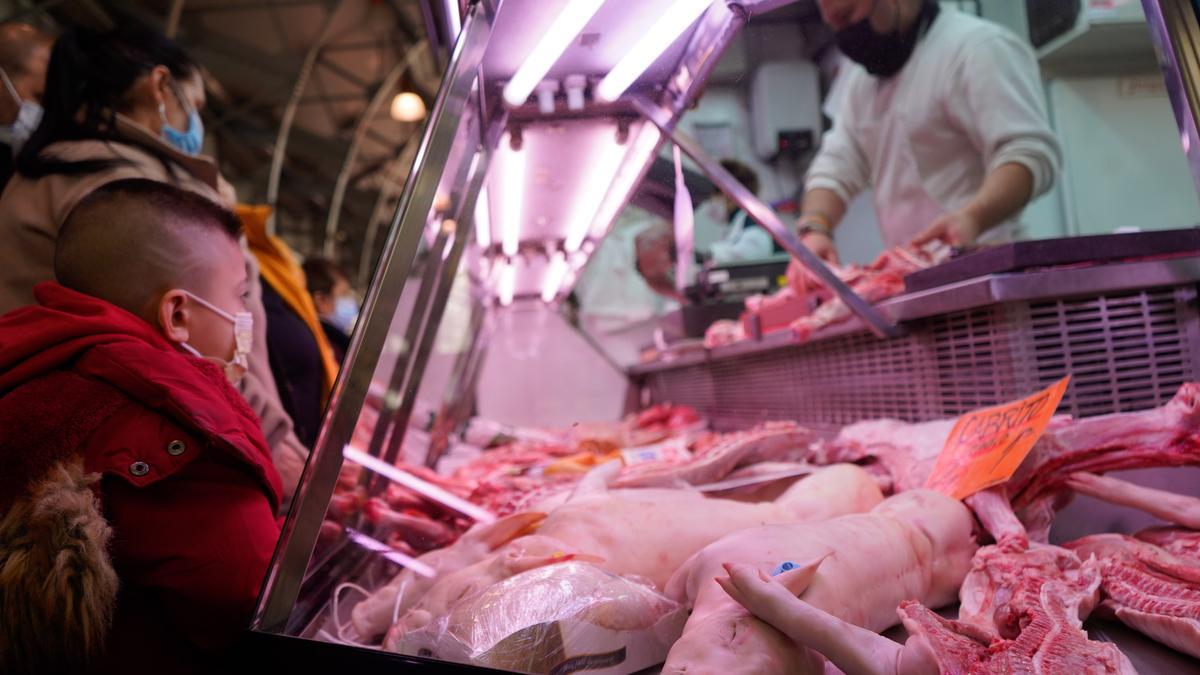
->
<box><xmin>588</xmin><ymin>123</ymin><xmax>662</xmax><ymax>241</ymax></box>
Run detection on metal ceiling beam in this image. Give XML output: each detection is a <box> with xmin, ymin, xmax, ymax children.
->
<box><xmin>265</xmin><ymin>0</ymin><xmax>343</xmax><ymax>234</ymax></box>
<box><xmin>324</xmin><ymin>40</ymin><xmax>427</xmax><ymax>257</ymax></box>
<box><xmin>164</xmin><ymin>0</ymin><xmax>185</xmax><ymax>37</ymax></box>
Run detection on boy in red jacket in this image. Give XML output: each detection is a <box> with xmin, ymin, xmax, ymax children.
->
<box><xmin>0</xmin><ymin>179</ymin><xmax>284</xmax><ymax>674</ymax></box>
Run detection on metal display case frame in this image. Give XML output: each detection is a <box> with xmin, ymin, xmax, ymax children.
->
<box><xmin>242</xmin><ymin>0</ymin><xmax>1200</xmax><ymax>671</ymax></box>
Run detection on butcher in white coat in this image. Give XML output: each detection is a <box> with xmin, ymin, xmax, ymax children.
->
<box><xmin>789</xmin><ymin>0</ymin><xmax>1061</xmax><ymax>282</ymax></box>
<box><xmin>705</xmin><ymin>159</ymin><xmax>776</xmax><ymax>265</ymax></box>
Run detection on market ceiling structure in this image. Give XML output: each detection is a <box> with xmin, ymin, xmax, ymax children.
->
<box><xmin>0</xmin><ymin>0</ymin><xmax>842</xmax><ymax>283</ymax></box>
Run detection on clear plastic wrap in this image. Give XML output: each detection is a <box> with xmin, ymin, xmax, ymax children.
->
<box><xmin>384</xmin><ymin>561</ymin><xmax>686</xmax><ymax>674</ymax></box>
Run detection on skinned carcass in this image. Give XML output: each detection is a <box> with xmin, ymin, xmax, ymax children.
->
<box><xmin>352</xmin><ymin>463</ymin><xmax>880</xmax><ymax>642</ymax></box>
<box><xmin>538</xmin><ymin>462</ymin><xmax>883</xmax><ymax>591</ymax></box>
<box><xmin>661</xmin><ymin>490</ymin><xmax>977</xmax><ymax>674</ymax></box>
<box><xmin>717</xmin><ymin>557</ymin><xmax>1136</xmax><ymax>674</ymax></box>
<box><xmin>1064</xmin><ymin>472</ymin><xmax>1200</xmax><ymax>658</ymax></box>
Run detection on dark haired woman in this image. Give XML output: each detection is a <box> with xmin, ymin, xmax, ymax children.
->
<box><xmin>0</xmin><ymin>24</ymin><xmax>309</xmax><ymax>508</ymax></box>
<box><xmin>0</xmin><ymin>24</ymin><xmax>230</xmax><ymax>312</ymax></box>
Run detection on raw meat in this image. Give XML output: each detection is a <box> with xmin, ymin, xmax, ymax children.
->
<box><xmin>704</xmin><ymin>319</ymin><xmax>745</xmax><ymax>348</ymax></box>
<box><xmin>742</xmin><ymin>286</ymin><xmax>813</xmax><ymax>336</ymax></box>
<box><xmin>813</xmin><ymin>417</ymin><xmax>957</xmax><ymax>492</ymax></box>
<box><xmin>1067</xmin><ymin>471</ymin><xmax>1200</xmax><ymax>530</ymax></box>
<box><xmin>1011</xmin><ymin>383</ymin><xmax>1200</xmax><ymax>514</ymax></box>
<box><xmin>812</xmin><ymin>383</ymin><xmax>1200</xmax><ymax>544</ymax></box>
<box><xmin>365</xmin><ymin>498</ymin><xmax>460</xmax><ymax>550</ymax></box>
<box><xmin>1138</xmin><ymin>527</ymin><xmax>1200</xmax><ymax>558</ymax></box>
<box><xmin>957</xmin><ymin>543</ymin><xmax>1101</xmax><ymax>638</ymax></box>
<box><xmin>714</xmin><ymin>556</ymin><xmax>1134</xmax><ymax>674</ymax></box>
<box><xmin>662</xmin><ymin>490</ymin><xmax>976</xmax><ymax>674</ymax></box>
<box><xmin>789</xmin><ymin>241</ymin><xmax>950</xmax><ymax>342</ymax></box>
<box><xmin>350</xmin><ymin>511</ymin><xmax>546</xmax><ymax>640</ymax></box>
<box><xmin>537</xmin><ymin>463</ymin><xmax>884</xmax><ymax>591</ymax></box>
<box><xmin>1061</xmin><ymin>473</ymin><xmax>1200</xmax><ymax>658</ymax></box>
<box><xmin>895</xmin><ymin>580</ymin><xmax>1137</xmax><ymax>675</ymax></box>
<box><xmin>731</xmin><ymin>241</ymin><xmax>951</xmax><ymax>346</ymax></box>
<box><xmin>614</xmin><ymin>422</ymin><xmax>814</xmax><ymax>488</ymax></box>
<box><xmin>1075</xmin><ymin>536</ymin><xmax>1200</xmax><ymax>659</ymax></box>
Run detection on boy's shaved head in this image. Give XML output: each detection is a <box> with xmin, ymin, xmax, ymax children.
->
<box><xmin>55</xmin><ymin>179</ymin><xmax>243</xmax><ymax>318</ymax></box>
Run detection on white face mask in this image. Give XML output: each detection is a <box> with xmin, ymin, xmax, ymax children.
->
<box><xmin>177</xmin><ymin>290</ymin><xmax>254</xmax><ymax>383</ymax></box>
<box><xmin>0</xmin><ymin>66</ymin><xmax>42</xmax><ymax>154</ymax></box>
<box><xmin>331</xmin><ymin>295</ymin><xmax>359</xmax><ymax>333</ymax></box>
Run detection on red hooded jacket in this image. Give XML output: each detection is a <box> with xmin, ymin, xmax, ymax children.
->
<box><xmin>0</xmin><ymin>283</ymin><xmax>284</xmax><ymax>673</ymax></box>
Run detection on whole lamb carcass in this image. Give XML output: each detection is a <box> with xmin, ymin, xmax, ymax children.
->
<box><xmin>718</xmin><ymin>555</ymin><xmax>1136</xmax><ymax>674</ymax></box>
<box><xmin>662</xmin><ymin>489</ymin><xmax>977</xmax><ymax>675</ymax></box>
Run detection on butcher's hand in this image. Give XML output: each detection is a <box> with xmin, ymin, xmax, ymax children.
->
<box><xmin>912</xmin><ymin>209</ymin><xmax>983</xmax><ymax>248</ymax></box>
<box><xmin>786</xmin><ymin>231</ymin><xmax>839</xmax><ymax>293</ymax></box>
<box><xmin>717</xmin><ymin>563</ymin><xmax>903</xmax><ymax>675</ymax></box>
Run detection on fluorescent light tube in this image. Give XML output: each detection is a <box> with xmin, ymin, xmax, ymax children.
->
<box><xmin>596</xmin><ymin>0</ymin><xmax>712</xmax><ymax>102</ymax></box>
<box><xmin>474</xmin><ymin>186</ymin><xmax>491</xmax><ymax>248</ymax></box>
<box><xmin>564</xmin><ymin>134</ymin><xmax>627</xmax><ymax>252</ymax></box>
<box><xmin>502</xmin><ymin>0</ymin><xmax>608</xmax><ymax>107</ymax></box>
<box><xmin>541</xmin><ymin>253</ymin><xmax>569</xmax><ymax>302</ymax></box>
<box><xmin>498</xmin><ymin>259</ymin><xmax>516</xmax><ymax>306</ymax></box>
<box><xmin>343</xmin><ymin>446</ymin><xmax>496</xmax><ymax>523</ymax></box>
<box><xmin>501</xmin><ymin>134</ymin><xmax>525</xmax><ymax>256</ymax></box>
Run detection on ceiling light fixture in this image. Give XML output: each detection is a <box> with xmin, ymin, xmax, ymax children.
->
<box><xmin>596</xmin><ymin>0</ymin><xmax>712</xmax><ymax>102</ymax></box>
<box><xmin>502</xmin><ymin>0</ymin><xmax>608</xmax><ymax>107</ymax></box>
<box><xmin>390</xmin><ymin>91</ymin><xmax>427</xmax><ymax>122</ymax></box>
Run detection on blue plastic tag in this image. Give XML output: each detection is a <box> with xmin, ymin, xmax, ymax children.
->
<box><xmin>771</xmin><ymin>561</ymin><xmax>798</xmax><ymax>577</ymax></box>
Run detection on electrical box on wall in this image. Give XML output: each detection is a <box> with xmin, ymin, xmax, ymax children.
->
<box><xmin>749</xmin><ymin>60</ymin><xmax>821</xmax><ymax>162</ymax></box>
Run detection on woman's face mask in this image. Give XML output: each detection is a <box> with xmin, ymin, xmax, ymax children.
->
<box><xmin>0</xmin><ymin>66</ymin><xmax>42</xmax><ymax>154</ymax></box>
<box><xmin>177</xmin><ymin>290</ymin><xmax>253</xmax><ymax>383</ymax></box>
<box><xmin>331</xmin><ymin>295</ymin><xmax>360</xmax><ymax>333</ymax></box>
<box><xmin>160</xmin><ymin>76</ymin><xmax>205</xmax><ymax>156</ymax></box>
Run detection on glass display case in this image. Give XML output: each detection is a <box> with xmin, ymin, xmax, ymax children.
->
<box><xmin>243</xmin><ymin>0</ymin><xmax>1200</xmax><ymax>672</ymax></box>
<box><xmin>247</xmin><ymin>0</ymin><xmax>803</xmax><ymax>671</ymax></box>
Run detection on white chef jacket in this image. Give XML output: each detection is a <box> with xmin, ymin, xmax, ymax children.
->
<box><xmin>807</xmin><ymin>8</ymin><xmax>1061</xmax><ymax>248</ymax></box>
<box><xmin>708</xmin><ymin>210</ymin><xmax>775</xmax><ymax>264</ymax></box>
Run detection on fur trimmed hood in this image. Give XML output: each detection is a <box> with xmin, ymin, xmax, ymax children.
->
<box><xmin>0</xmin><ymin>457</ymin><xmax>118</xmax><ymax>673</ymax></box>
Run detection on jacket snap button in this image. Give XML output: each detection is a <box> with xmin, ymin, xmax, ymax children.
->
<box><xmin>167</xmin><ymin>440</ymin><xmax>187</xmax><ymax>456</ymax></box>
<box><xmin>130</xmin><ymin>461</ymin><xmax>151</xmax><ymax>477</ymax></box>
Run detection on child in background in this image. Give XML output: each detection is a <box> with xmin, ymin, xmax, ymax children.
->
<box><xmin>0</xmin><ymin>179</ymin><xmax>282</xmax><ymax>674</ymax></box>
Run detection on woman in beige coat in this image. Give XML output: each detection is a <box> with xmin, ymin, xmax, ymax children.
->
<box><xmin>0</xmin><ymin>25</ymin><xmax>308</xmax><ymax>501</ymax></box>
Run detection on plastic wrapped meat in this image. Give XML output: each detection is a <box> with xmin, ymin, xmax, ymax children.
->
<box><xmin>386</xmin><ymin>562</ymin><xmax>687</xmax><ymax>674</ymax></box>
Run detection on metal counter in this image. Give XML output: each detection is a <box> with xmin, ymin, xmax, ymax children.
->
<box><xmin>631</xmin><ymin>258</ymin><xmax>1200</xmax><ymax>432</ymax></box>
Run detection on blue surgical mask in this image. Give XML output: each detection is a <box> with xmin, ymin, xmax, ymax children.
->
<box><xmin>0</xmin><ymin>66</ymin><xmax>42</xmax><ymax>154</ymax></box>
<box><xmin>160</xmin><ymin>78</ymin><xmax>205</xmax><ymax>156</ymax></box>
<box><xmin>331</xmin><ymin>296</ymin><xmax>359</xmax><ymax>333</ymax></box>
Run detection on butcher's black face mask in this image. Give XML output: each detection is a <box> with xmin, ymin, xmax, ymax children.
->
<box><xmin>835</xmin><ymin>0</ymin><xmax>939</xmax><ymax>78</ymax></box>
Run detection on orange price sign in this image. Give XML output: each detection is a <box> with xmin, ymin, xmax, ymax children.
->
<box><xmin>925</xmin><ymin>376</ymin><xmax>1071</xmax><ymax>501</ymax></box>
